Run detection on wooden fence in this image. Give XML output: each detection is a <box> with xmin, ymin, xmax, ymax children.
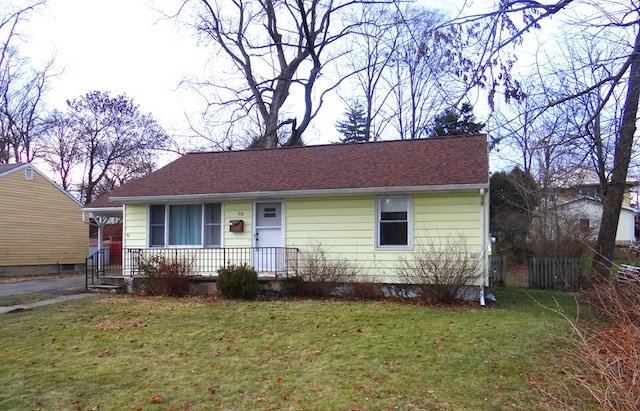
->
<box><xmin>489</xmin><ymin>255</ymin><xmax>507</xmax><ymax>286</ymax></box>
<box><xmin>529</xmin><ymin>257</ymin><xmax>581</xmax><ymax>290</ymax></box>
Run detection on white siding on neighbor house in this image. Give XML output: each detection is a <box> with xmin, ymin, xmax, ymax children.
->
<box><xmin>557</xmin><ymin>199</ymin><xmax>637</xmax><ymax>244</ymax></box>
<box><xmin>618</xmin><ymin>208</ymin><xmax>636</xmax><ymax>243</ymax></box>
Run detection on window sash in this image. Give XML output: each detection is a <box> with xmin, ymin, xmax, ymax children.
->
<box><xmin>149</xmin><ymin>205</ymin><xmax>165</xmax><ymax>247</ymax></box>
<box><xmin>378</xmin><ymin>197</ymin><xmax>410</xmax><ymax>247</ymax></box>
<box><xmin>169</xmin><ymin>204</ymin><xmax>202</xmax><ymax>245</ymax></box>
<box><xmin>204</xmin><ymin>203</ymin><xmax>222</xmax><ymax>247</ymax></box>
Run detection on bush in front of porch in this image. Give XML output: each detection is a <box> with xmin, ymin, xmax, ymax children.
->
<box><xmin>217</xmin><ymin>264</ymin><xmax>260</xmax><ymax>300</ymax></box>
<box><xmin>138</xmin><ymin>255</ymin><xmax>192</xmax><ymax>297</ymax></box>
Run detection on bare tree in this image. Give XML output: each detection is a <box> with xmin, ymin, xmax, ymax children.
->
<box><xmin>64</xmin><ymin>91</ymin><xmax>170</xmax><ymax>204</ymax></box>
<box><xmin>459</xmin><ymin>0</ymin><xmax>640</xmax><ymax>278</ymax></box>
<box><xmin>41</xmin><ymin>109</ymin><xmax>81</xmax><ymax>191</ymax></box>
<box><xmin>0</xmin><ymin>1</ymin><xmax>50</xmax><ymax>164</ymax></box>
<box><xmin>177</xmin><ymin>0</ymin><xmax>395</xmax><ymax>148</ymax></box>
<box><xmin>339</xmin><ymin>2</ymin><xmax>401</xmax><ymax>141</ymax></box>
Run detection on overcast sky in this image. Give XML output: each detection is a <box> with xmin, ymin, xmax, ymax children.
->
<box><xmin>8</xmin><ymin>0</ymin><xmax>486</xmax><ymax>145</ymax></box>
<box><xmin>10</xmin><ymin>0</ymin><xmax>208</xmax><ymax>143</ymax></box>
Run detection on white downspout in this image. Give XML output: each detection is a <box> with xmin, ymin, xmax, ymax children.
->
<box><xmin>479</xmin><ymin>188</ymin><xmax>486</xmax><ymax>306</ymax></box>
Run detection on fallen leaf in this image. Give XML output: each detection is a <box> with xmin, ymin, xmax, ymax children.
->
<box><xmin>150</xmin><ymin>394</ymin><xmax>164</xmax><ymax>404</ymax></box>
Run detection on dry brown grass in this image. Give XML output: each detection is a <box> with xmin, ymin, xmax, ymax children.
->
<box><xmin>563</xmin><ymin>280</ymin><xmax>640</xmax><ymax>410</ymax></box>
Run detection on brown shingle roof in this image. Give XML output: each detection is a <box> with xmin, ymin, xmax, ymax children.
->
<box><xmin>88</xmin><ymin>135</ymin><xmax>488</xmax><ymax>207</ymax></box>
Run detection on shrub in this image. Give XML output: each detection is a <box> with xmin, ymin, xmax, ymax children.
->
<box><xmin>294</xmin><ymin>242</ymin><xmax>360</xmax><ymax>297</ymax></box>
<box><xmin>529</xmin><ymin>209</ymin><xmax>593</xmax><ymax>258</ymax></box>
<box><xmin>397</xmin><ymin>236</ymin><xmax>481</xmax><ymax>304</ymax></box>
<box><xmin>563</xmin><ymin>278</ymin><xmax>640</xmax><ymax>410</ymax></box>
<box><xmin>138</xmin><ymin>255</ymin><xmax>192</xmax><ymax>297</ymax></box>
<box><xmin>217</xmin><ymin>264</ymin><xmax>260</xmax><ymax>300</ymax></box>
<box><xmin>345</xmin><ymin>277</ymin><xmax>383</xmax><ymax>300</ymax></box>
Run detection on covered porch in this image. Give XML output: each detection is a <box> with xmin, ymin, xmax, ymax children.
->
<box><xmin>86</xmin><ymin>246</ymin><xmax>300</xmax><ymax>291</ymax></box>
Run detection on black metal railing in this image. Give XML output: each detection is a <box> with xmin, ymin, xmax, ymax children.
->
<box><xmin>85</xmin><ymin>247</ymin><xmax>124</xmax><ymax>287</ymax></box>
<box><xmin>124</xmin><ymin>247</ymin><xmax>299</xmax><ymax>278</ymax></box>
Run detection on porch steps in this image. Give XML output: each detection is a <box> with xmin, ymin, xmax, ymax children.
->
<box><xmin>87</xmin><ymin>275</ymin><xmax>128</xmax><ymax>294</ymax></box>
<box><xmin>87</xmin><ymin>284</ymin><xmax>125</xmax><ymax>294</ymax></box>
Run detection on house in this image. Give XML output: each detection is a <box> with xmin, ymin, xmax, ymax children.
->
<box><xmin>85</xmin><ymin>135</ymin><xmax>491</xmax><ymax>301</ymax></box>
<box><xmin>550</xmin><ymin>196</ymin><xmax>638</xmax><ymax>244</ymax></box>
<box><xmin>545</xmin><ymin>169</ymin><xmax>639</xmax><ymax>244</ymax></box>
<box><xmin>0</xmin><ymin>163</ymin><xmax>87</xmax><ymax>276</ymax></box>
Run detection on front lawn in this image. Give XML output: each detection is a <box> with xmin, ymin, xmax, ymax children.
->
<box><xmin>0</xmin><ymin>289</ymin><xmax>595</xmax><ymax>410</ymax></box>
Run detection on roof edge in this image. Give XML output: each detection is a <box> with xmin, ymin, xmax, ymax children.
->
<box><xmin>110</xmin><ymin>183</ymin><xmax>489</xmax><ymax>204</ymax></box>
<box><xmin>0</xmin><ymin>162</ymin><xmax>28</xmax><ymax>178</ymax></box>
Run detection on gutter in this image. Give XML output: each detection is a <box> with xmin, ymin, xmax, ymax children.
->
<box><xmin>479</xmin><ymin>188</ymin><xmax>486</xmax><ymax>306</ymax></box>
<box><xmin>110</xmin><ymin>183</ymin><xmax>490</xmax><ymax>204</ymax></box>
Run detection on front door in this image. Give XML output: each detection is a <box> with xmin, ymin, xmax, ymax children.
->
<box><xmin>254</xmin><ymin>202</ymin><xmax>284</xmax><ymax>273</ymax></box>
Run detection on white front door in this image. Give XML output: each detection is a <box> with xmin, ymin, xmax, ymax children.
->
<box><xmin>254</xmin><ymin>202</ymin><xmax>284</xmax><ymax>273</ymax></box>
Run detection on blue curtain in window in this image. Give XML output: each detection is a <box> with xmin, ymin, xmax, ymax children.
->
<box><xmin>169</xmin><ymin>205</ymin><xmax>202</xmax><ymax>245</ymax></box>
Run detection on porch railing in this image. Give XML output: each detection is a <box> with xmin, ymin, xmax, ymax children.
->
<box><xmin>85</xmin><ymin>247</ymin><xmax>123</xmax><ymax>287</ymax></box>
<box><xmin>124</xmin><ymin>247</ymin><xmax>299</xmax><ymax>278</ymax></box>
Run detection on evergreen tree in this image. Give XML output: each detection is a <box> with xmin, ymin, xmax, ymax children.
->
<box><xmin>427</xmin><ymin>103</ymin><xmax>485</xmax><ymax>137</ymax></box>
<box><xmin>336</xmin><ymin>101</ymin><xmax>369</xmax><ymax>143</ymax></box>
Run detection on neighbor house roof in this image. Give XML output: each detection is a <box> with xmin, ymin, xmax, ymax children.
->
<box><xmin>0</xmin><ymin>163</ymin><xmax>26</xmax><ymax>176</ymax></box>
<box><xmin>88</xmin><ymin>135</ymin><xmax>489</xmax><ymax>208</ymax></box>
<box><xmin>555</xmin><ymin>196</ymin><xmax>639</xmax><ymax>213</ymax></box>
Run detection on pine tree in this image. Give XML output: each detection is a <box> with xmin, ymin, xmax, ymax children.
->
<box><xmin>427</xmin><ymin>103</ymin><xmax>485</xmax><ymax>137</ymax></box>
<box><xmin>336</xmin><ymin>101</ymin><xmax>369</xmax><ymax>143</ymax></box>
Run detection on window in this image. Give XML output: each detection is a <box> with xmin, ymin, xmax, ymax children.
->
<box><xmin>377</xmin><ymin>197</ymin><xmax>411</xmax><ymax>247</ymax></box>
<box><xmin>263</xmin><ymin>207</ymin><xmax>277</xmax><ymax>218</ymax></box>
<box><xmin>169</xmin><ymin>204</ymin><xmax>202</xmax><ymax>245</ymax></box>
<box><xmin>149</xmin><ymin>203</ymin><xmax>222</xmax><ymax>247</ymax></box>
<box><xmin>204</xmin><ymin>203</ymin><xmax>222</xmax><ymax>247</ymax></box>
<box><xmin>580</xmin><ymin>218</ymin><xmax>590</xmax><ymax>232</ymax></box>
<box><xmin>24</xmin><ymin>167</ymin><xmax>32</xmax><ymax>180</ymax></box>
<box><xmin>149</xmin><ymin>205</ymin><xmax>166</xmax><ymax>246</ymax></box>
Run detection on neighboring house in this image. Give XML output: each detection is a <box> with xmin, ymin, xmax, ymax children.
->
<box><xmin>545</xmin><ymin>169</ymin><xmax>639</xmax><ymax>244</ymax></box>
<box><xmin>0</xmin><ymin>163</ymin><xmax>87</xmax><ymax>276</ymax></box>
<box><xmin>550</xmin><ymin>196</ymin><xmax>638</xmax><ymax>244</ymax></box>
<box><xmin>85</xmin><ymin>135</ymin><xmax>490</xmax><ymax>300</ymax></box>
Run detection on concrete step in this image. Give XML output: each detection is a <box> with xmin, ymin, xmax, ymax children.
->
<box><xmin>97</xmin><ymin>276</ymin><xmax>128</xmax><ymax>286</ymax></box>
<box><xmin>87</xmin><ymin>284</ymin><xmax>125</xmax><ymax>294</ymax></box>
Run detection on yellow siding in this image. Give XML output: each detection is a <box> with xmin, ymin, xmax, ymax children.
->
<box><xmin>223</xmin><ymin>201</ymin><xmax>253</xmax><ymax>247</ymax></box>
<box><xmin>120</xmin><ymin>193</ymin><xmax>489</xmax><ymax>286</ymax></box>
<box><xmin>286</xmin><ymin>193</ymin><xmax>487</xmax><ymax>283</ymax></box>
<box><xmin>123</xmin><ymin>204</ymin><xmax>147</xmax><ymax>248</ymax></box>
<box><xmin>0</xmin><ymin>169</ymin><xmax>87</xmax><ymax>267</ymax></box>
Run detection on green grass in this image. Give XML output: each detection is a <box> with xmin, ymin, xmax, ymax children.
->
<box><xmin>0</xmin><ymin>292</ymin><xmax>56</xmax><ymax>307</ymax></box>
<box><xmin>0</xmin><ymin>291</ymin><xmax>596</xmax><ymax>410</ymax></box>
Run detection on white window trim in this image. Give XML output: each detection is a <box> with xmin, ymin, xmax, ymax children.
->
<box><xmin>148</xmin><ymin>203</ymin><xmax>224</xmax><ymax>248</ymax></box>
<box><xmin>375</xmin><ymin>196</ymin><xmax>413</xmax><ymax>249</ymax></box>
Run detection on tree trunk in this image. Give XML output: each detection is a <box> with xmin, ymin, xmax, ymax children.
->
<box><xmin>592</xmin><ymin>29</ymin><xmax>640</xmax><ymax>280</ymax></box>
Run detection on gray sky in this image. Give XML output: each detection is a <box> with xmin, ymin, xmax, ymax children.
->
<box><xmin>14</xmin><ymin>0</ymin><xmax>206</xmax><ymax>142</ymax></box>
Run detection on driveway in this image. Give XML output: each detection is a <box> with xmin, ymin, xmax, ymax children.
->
<box><xmin>0</xmin><ymin>275</ymin><xmax>86</xmax><ymax>297</ymax></box>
